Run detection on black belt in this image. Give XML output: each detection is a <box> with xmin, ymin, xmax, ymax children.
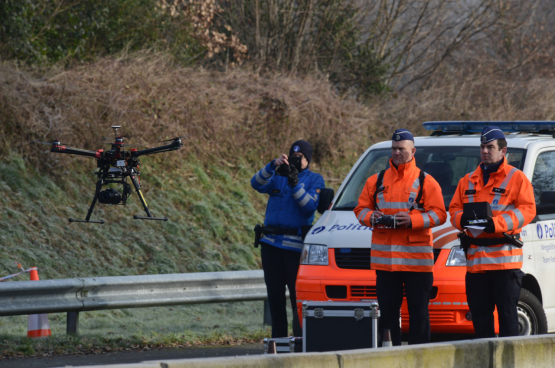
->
<box><xmin>262</xmin><ymin>226</ymin><xmax>300</xmax><ymax>236</ymax></box>
<box><xmin>468</xmin><ymin>234</ymin><xmax>520</xmax><ymax>247</ymax></box>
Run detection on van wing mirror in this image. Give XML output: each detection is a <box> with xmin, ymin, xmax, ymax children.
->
<box><xmin>317</xmin><ymin>188</ymin><xmax>335</xmax><ymax>214</ymax></box>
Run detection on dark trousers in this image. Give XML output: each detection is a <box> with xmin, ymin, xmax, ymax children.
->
<box><xmin>376</xmin><ymin>270</ymin><xmax>433</xmax><ymax>346</ymax></box>
<box><xmin>260</xmin><ymin>242</ymin><xmax>302</xmax><ymax>338</ymax></box>
<box><xmin>465</xmin><ymin>269</ymin><xmax>524</xmax><ymax>338</ymax></box>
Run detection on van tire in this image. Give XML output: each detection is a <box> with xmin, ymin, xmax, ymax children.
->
<box><xmin>518</xmin><ymin>288</ymin><xmax>547</xmax><ymax>335</ymax></box>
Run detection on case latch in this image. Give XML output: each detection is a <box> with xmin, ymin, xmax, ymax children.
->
<box><xmin>354</xmin><ymin>308</ymin><xmax>364</xmax><ymax>321</ymax></box>
<box><xmin>302</xmin><ymin>301</ymin><xmax>308</xmax><ymax>318</ymax></box>
<box><xmin>314</xmin><ymin>308</ymin><xmax>324</xmax><ymax>318</ymax></box>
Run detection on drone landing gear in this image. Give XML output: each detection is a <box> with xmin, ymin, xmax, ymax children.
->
<box><xmin>69</xmin><ymin>218</ymin><xmax>105</xmax><ymax>224</ymax></box>
<box><xmin>68</xmin><ymin>172</ymin><xmax>168</xmax><ymax>224</ymax></box>
<box><xmin>130</xmin><ymin>174</ymin><xmax>167</xmax><ymax>221</ymax></box>
<box><xmin>133</xmin><ymin>215</ymin><xmax>168</xmax><ymax>221</ymax></box>
<box><xmin>69</xmin><ymin>180</ymin><xmax>105</xmax><ymax>224</ymax></box>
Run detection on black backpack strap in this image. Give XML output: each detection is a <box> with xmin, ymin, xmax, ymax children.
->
<box><xmin>410</xmin><ymin>170</ymin><xmax>426</xmax><ymax>211</ymax></box>
<box><xmin>373</xmin><ymin>170</ymin><xmax>386</xmax><ymax>210</ymax></box>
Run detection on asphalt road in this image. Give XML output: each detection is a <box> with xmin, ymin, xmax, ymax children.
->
<box><xmin>0</xmin><ymin>334</ymin><xmax>474</xmax><ymax>368</ymax></box>
<box><xmin>0</xmin><ymin>343</ymin><xmax>265</xmax><ymax>368</ymax></box>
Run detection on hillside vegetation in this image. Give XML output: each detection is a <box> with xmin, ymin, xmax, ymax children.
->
<box><xmin>0</xmin><ymin>52</ymin><xmax>383</xmax><ymax>279</ymax></box>
<box><xmin>2</xmin><ymin>50</ymin><xmax>555</xmax><ymax>280</ymax></box>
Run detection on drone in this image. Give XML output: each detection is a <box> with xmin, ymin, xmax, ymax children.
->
<box><xmin>47</xmin><ymin>126</ymin><xmax>183</xmax><ymax>224</ymax></box>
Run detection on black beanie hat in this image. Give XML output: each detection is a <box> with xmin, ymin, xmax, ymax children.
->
<box><xmin>289</xmin><ymin>140</ymin><xmax>313</xmax><ymax>163</ymax></box>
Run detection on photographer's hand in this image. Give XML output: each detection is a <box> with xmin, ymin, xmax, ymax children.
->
<box><xmin>274</xmin><ymin>154</ymin><xmax>289</xmax><ymax>167</ymax></box>
<box><xmin>395</xmin><ymin>212</ymin><xmax>412</xmax><ymax>227</ymax></box>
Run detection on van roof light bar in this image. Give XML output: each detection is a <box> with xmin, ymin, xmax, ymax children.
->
<box><xmin>423</xmin><ymin>121</ymin><xmax>555</xmax><ymax>135</ymax></box>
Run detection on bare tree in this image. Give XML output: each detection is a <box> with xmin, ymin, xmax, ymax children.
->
<box><xmin>482</xmin><ymin>0</ymin><xmax>555</xmax><ymax>74</ymax></box>
<box><xmin>217</xmin><ymin>0</ymin><xmax>555</xmax><ymax>93</ymax></box>
<box><xmin>356</xmin><ymin>0</ymin><xmax>503</xmax><ymax>90</ymax></box>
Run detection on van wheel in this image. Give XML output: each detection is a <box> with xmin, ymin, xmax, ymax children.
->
<box><xmin>518</xmin><ymin>288</ymin><xmax>547</xmax><ymax>335</ymax></box>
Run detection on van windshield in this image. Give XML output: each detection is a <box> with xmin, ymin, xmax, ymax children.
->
<box><xmin>333</xmin><ymin>146</ymin><xmax>526</xmax><ymax>211</ymax></box>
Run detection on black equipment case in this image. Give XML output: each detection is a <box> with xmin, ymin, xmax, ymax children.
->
<box><xmin>263</xmin><ymin>337</ymin><xmax>302</xmax><ymax>354</ymax></box>
<box><xmin>302</xmin><ymin>301</ymin><xmax>379</xmax><ymax>352</ymax></box>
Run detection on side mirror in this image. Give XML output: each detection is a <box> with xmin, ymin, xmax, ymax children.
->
<box><xmin>317</xmin><ymin>188</ymin><xmax>335</xmax><ymax>214</ymax></box>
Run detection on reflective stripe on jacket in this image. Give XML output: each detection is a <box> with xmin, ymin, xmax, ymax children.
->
<box><xmin>449</xmin><ymin>157</ymin><xmax>536</xmax><ymax>272</ymax></box>
<box><xmin>354</xmin><ymin>158</ymin><xmax>447</xmax><ymax>272</ymax></box>
<box><xmin>251</xmin><ymin>161</ymin><xmax>325</xmax><ymax>252</ymax></box>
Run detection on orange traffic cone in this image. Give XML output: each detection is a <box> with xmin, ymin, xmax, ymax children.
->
<box><xmin>27</xmin><ymin>268</ymin><xmax>51</xmax><ymax>338</ymax></box>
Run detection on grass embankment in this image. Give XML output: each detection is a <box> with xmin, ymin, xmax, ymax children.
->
<box><xmin>0</xmin><ymin>52</ymin><xmax>378</xmax><ymax>280</ymax></box>
<box><xmin>0</xmin><ymin>53</ymin><xmax>380</xmax><ymax>359</ymax></box>
<box><xmin>0</xmin><ymin>302</ymin><xmax>272</xmax><ymax>359</ymax></box>
<box><xmin>2</xmin><ymin>52</ymin><xmax>555</xmax><ymax>359</ymax></box>
<box><xmin>0</xmin><ymin>153</ymin><xmax>263</xmax><ymax>277</ymax></box>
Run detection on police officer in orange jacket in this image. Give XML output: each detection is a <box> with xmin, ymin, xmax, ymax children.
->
<box><xmin>449</xmin><ymin>126</ymin><xmax>536</xmax><ymax>338</ymax></box>
<box><xmin>354</xmin><ymin>129</ymin><xmax>447</xmax><ymax>345</ymax></box>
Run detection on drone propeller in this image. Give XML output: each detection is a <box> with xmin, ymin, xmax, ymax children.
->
<box><xmin>157</xmin><ymin>136</ymin><xmax>187</xmax><ymax>143</ymax></box>
<box><xmin>30</xmin><ymin>140</ymin><xmax>77</xmax><ymax>146</ymax></box>
<box><xmin>30</xmin><ymin>140</ymin><xmax>53</xmax><ymax>145</ymax></box>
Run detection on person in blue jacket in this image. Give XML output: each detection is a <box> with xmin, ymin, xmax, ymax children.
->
<box><xmin>251</xmin><ymin>140</ymin><xmax>325</xmax><ymax>337</ymax></box>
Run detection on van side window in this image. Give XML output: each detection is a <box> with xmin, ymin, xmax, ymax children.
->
<box><xmin>531</xmin><ymin>150</ymin><xmax>555</xmax><ymax>204</ymax></box>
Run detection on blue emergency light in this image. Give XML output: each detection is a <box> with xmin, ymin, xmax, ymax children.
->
<box><xmin>423</xmin><ymin>121</ymin><xmax>555</xmax><ymax>134</ymax></box>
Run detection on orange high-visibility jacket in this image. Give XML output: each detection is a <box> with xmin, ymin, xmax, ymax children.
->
<box><xmin>449</xmin><ymin>158</ymin><xmax>536</xmax><ymax>273</ymax></box>
<box><xmin>354</xmin><ymin>158</ymin><xmax>447</xmax><ymax>272</ymax></box>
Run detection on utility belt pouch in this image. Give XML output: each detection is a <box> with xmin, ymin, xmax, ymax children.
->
<box><xmin>254</xmin><ymin>224</ymin><xmax>263</xmax><ymax>248</ymax></box>
<box><xmin>502</xmin><ymin>232</ymin><xmax>524</xmax><ymax>248</ymax></box>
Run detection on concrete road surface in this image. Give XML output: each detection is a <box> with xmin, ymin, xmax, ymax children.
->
<box><xmin>0</xmin><ymin>334</ymin><xmax>474</xmax><ymax>368</ymax></box>
<box><xmin>0</xmin><ymin>343</ymin><xmax>264</xmax><ymax>368</ymax></box>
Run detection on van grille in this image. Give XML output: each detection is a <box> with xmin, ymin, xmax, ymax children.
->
<box><xmin>402</xmin><ymin>311</ymin><xmax>456</xmax><ymax>323</ymax></box>
<box><xmin>334</xmin><ymin>248</ymin><xmax>371</xmax><ymax>269</ymax></box>
<box><xmin>335</xmin><ymin>248</ymin><xmax>440</xmax><ymax>269</ymax></box>
<box><xmin>350</xmin><ymin>286</ymin><xmax>377</xmax><ymax>298</ymax></box>
<box><xmin>348</xmin><ymin>286</ymin><xmax>436</xmax><ymax>300</ymax></box>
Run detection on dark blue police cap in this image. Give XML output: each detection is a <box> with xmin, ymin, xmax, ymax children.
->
<box><xmin>392</xmin><ymin>129</ymin><xmax>414</xmax><ymax>142</ymax></box>
<box><xmin>481</xmin><ymin>126</ymin><xmax>505</xmax><ymax>144</ymax></box>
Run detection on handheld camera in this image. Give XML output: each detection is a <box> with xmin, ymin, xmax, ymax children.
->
<box><xmin>289</xmin><ymin>156</ymin><xmax>303</xmax><ymax>171</ymax></box>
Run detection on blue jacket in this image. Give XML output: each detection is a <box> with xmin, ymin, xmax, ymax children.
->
<box><xmin>251</xmin><ymin>161</ymin><xmax>325</xmax><ymax>252</ymax></box>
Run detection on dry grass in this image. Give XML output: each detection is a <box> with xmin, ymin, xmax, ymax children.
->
<box><xmin>3</xmin><ymin>51</ymin><xmax>554</xmax><ymax>177</ymax></box>
<box><xmin>1</xmin><ymin>50</ymin><xmax>555</xmax><ymax>279</ymax></box>
<box><xmin>367</xmin><ymin>67</ymin><xmax>555</xmax><ymax>137</ymax></box>
<box><xmin>0</xmin><ymin>51</ymin><xmax>388</xmax><ymax>176</ymax></box>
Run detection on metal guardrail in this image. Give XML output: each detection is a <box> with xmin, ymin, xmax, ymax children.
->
<box><xmin>0</xmin><ymin>270</ymin><xmax>268</xmax><ymax>334</ymax></box>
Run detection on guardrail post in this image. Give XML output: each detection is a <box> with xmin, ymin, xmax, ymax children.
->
<box><xmin>370</xmin><ymin>302</ymin><xmax>380</xmax><ymax>348</ymax></box>
<box><xmin>263</xmin><ymin>300</ymin><xmax>272</xmax><ymax>326</ymax></box>
<box><xmin>67</xmin><ymin>311</ymin><xmax>79</xmax><ymax>335</ymax></box>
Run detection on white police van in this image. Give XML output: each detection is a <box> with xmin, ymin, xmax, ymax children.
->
<box><xmin>297</xmin><ymin>121</ymin><xmax>555</xmax><ymax>335</ymax></box>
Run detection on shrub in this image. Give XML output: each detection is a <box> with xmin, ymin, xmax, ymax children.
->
<box><xmin>0</xmin><ymin>0</ymin><xmax>202</xmax><ymax>65</ymax></box>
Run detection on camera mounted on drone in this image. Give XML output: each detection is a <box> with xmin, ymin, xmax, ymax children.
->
<box><xmin>48</xmin><ymin>126</ymin><xmax>183</xmax><ymax>224</ymax></box>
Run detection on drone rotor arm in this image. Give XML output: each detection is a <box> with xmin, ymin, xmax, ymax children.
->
<box><xmin>51</xmin><ymin>145</ymin><xmax>97</xmax><ymax>158</ymax></box>
<box><xmin>133</xmin><ymin>140</ymin><xmax>183</xmax><ymax>157</ymax></box>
